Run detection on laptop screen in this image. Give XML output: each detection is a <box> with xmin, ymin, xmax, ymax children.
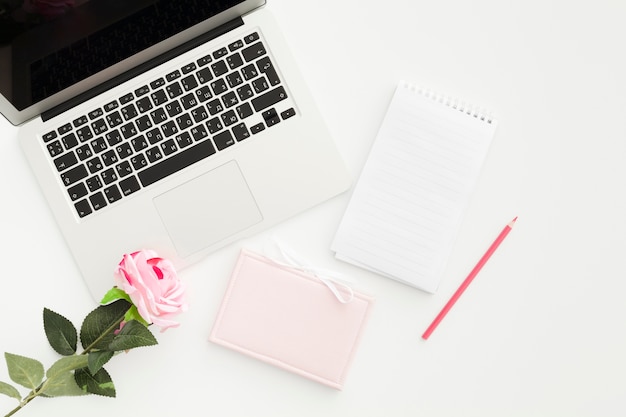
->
<box><xmin>0</xmin><ymin>0</ymin><xmax>247</xmax><ymax>116</ymax></box>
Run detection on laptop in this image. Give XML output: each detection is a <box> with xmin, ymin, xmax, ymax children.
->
<box><xmin>0</xmin><ymin>0</ymin><xmax>350</xmax><ymax>299</ymax></box>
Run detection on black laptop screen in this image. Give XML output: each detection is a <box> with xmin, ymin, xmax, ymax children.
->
<box><xmin>0</xmin><ymin>0</ymin><xmax>245</xmax><ymax>111</ymax></box>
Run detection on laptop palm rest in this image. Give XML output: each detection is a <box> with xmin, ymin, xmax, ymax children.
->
<box><xmin>154</xmin><ymin>160</ymin><xmax>263</xmax><ymax>258</ymax></box>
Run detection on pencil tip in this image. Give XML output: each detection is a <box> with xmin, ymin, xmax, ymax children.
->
<box><xmin>510</xmin><ymin>216</ymin><xmax>518</xmax><ymax>227</ymax></box>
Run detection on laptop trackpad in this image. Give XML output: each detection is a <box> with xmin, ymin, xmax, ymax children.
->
<box><xmin>154</xmin><ymin>161</ymin><xmax>263</xmax><ymax>258</ymax></box>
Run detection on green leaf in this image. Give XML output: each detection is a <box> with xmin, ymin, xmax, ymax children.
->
<box><xmin>100</xmin><ymin>287</ymin><xmax>131</xmax><ymax>305</ymax></box>
<box><xmin>124</xmin><ymin>305</ymin><xmax>149</xmax><ymax>326</ymax></box>
<box><xmin>108</xmin><ymin>320</ymin><xmax>158</xmax><ymax>351</ymax></box>
<box><xmin>80</xmin><ymin>299</ymin><xmax>131</xmax><ymax>351</ymax></box>
<box><xmin>0</xmin><ymin>381</ymin><xmax>21</xmax><ymax>401</ymax></box>
<box><xmin>43</xmin><ymin>308</ymin><xmax>78</xmax><ymax>356</ymax></box>
<box><xmin>40</xmin><ymin>371</ymin><xmax>88</xmax><ymax>397</ymax></box>
<box><xmin>88</xmin><ymin>351</ymin><xmax>114</xmax><ymax>375</ymax></box>
<box><xmin>4</xmin><ymin>353</ymin><xmax>44</xmax><ymax>390</ymax></box>
<box><xmin>74</xmin><ymin>368</ymin><xmax>116</xmax><ymax>398</ymax></box>
<box><xmin>46</xmin><ymin>355</ymin><xmax>89</xmax><ymax>379</ymax></box>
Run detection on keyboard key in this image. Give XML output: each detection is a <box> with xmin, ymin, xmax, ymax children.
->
<box><xmin>151</xmin><ymin>89</ymin><xmax>168</xmax><ymax>106</ymax></box>
<box><xmin>161</xmin><ymin>121</ymin><xmax>178</xmax><ymax>137</ymax></box>
<box><xmin>119</xmin><ymin>93</ymin><xmax>134</xmax><ymax>104</ymax></box>
<box><xmin>166</xmin><ymin>82</ymin><xmax>183</xmax><ymax>99</ymax></box>
<box><xmin>251</xmin><ymin>86</ymin><xmax>288</xmax><ymax>112</ymax></box>
<box><xmin>244</xmin><ymin>32</ymin><xmax>260</xmax><ymax>44</ymax></box>
<box><xmin>252</xmin><ymin>77</ymin><xmax>269</xmax><ymax>94</ymax></box>
<box><xmin>43</xmin><ymin>131</ymin><xmax>57</xmax><ymax>142</ymax></box>
<box><xmin>206</xmin><ymin>117</ymin><xmax>223</xmax><ymax>134</ymax></box>
<box><xmin>85</xmin><ymin>175</ymin><xmax>102</xmax><ymax>192</ymax></box>
<box><xmin>211</xmin><ymin>60</ymin><xmax>228</xmax><ymax>77</ymax></box>
<box><xmin>135</xmin><ymin>115</ymin><xmax>153</xmax><ymax>132</ymax></box>
<box><xmin>250</xmin><ymin>122</ymin><xmax>265</xmax><ymax>134</ymax></box>
<box><xmin>210</xmin><ymin>78</ymin><xmax>228</xmax><ymax>95</ymax></box>
<box><xmin>226</xmin><ymin>53</ymin><xmax>244</xmax><ymax>70</ymax></box>
<box><xmin>73</xmin><ymin>115</ymin><xmax>88</xmax><ymax>127</ymax></box>
<box><xmin>115</xmin><ymin>161</ymin><xmax>133</xmax><ymax>178</ymax></box>
<box><xmin>213</xmin><ymin>130</ymin><xmax>235</xmax><ymax>150</ymax></box>
<box><xmin>131</xmin><ymin>154</ymin><xmax>148</xmax><ymax>170</ymax></box>
<box><xmin>116</xmin><ymin>142</ymin><xmax>133</xmax><ymax>159</ymax></box>
<box><xmin>120</xmin><ymin>122</ymin><xmax>137</xmax><ymax>139</ymax></box>
<box><xmin>91</xmin><ymin>118</ymin><xmax>108</xmax><ymax>135</ymax></box>
<box><xmin>47</xmin><ymin>141</ymin><xmax>64</xmax><ymax>158</ymax></box>
<box><xmin>58</xmin><ymin>123</ymin><xmax>72</xmax><ymax>135</ymax></box>
<box><xmin>242</xmin><ymin>42</ymin><xmax>267</xmax><ymax>62</ymax></box>
<box><xmin>196</xmin><ymin>86</ymin><xmax>213</xmax><ymax>102</ymax></box>
<box><xmin>106</xmin><ymin>110</ymin><xmax>123</xmax><ymax>127</ymax></box>
<box><xmin>165</xmin><ymin>100</ymin><xmax>183</xmax><ymax>117</ymax></box>
<box><xmin>104</xmin><ymin>101</ymin><xmax>119</xmax><ymax>112</ymax></box>
<box><xmin>145</xmin><ymin>128</ymin><xmax>164</xmax><ymax>144</ymax></box>
<box><xmin>180</xmin><ymin>93</ymin><xmax>198</xmax><ymax>110</ymax></box>
<box><xmin>101</xmin><ymin>168</ymin><xmax>118</xmax><ymax>184</ymax></box>
<box><xmin>190</xmin><ymin>125</ymin><xmax>209</xmax><ymax>141</ymax></box>
<box><xmin>228</xmin><ymin>39</ymin><xmax>244</xmax><ymax>51</ymax></box>
<box><xmin>136</xmin><ymin>96</ymin><xmax>153</xmax><ymax>113</ymax></box>
<box><xmin>226</xmin><ymin>71</ymin><xmax>243</xmax><ymax>88</ymax></box>
<box><xmin>104</xmin><ymin>184</ymin><xmax>122</xmax><ymax>203</ymax></box>
<box><xmin>90</xmin><ymin>137</ymin><xmax>108</xmax><ymax>153</ymax></box>
<box><xmin>175</xmin><ymin>131</ymin><xmax>193</xmax><ymax>149</ymax></box>
<box><xmin>101</xmin><ymin>150</ymin><xmax>118</xmax><ymax>166</ymax></box>
<box><xmin>222</xmin><ymin>91</ymin><xmax>238</xmax><ymax>108</ymax></box>
<box><xmin>119</xmin><ymin>176</ymin><xmax>141</xmax><ymax>196</ymax></box>
<box><xmin>68</xmin><ymin>182</ymin><xmax>88</xmax><ymax>200</ymax></box>
<box><xmin>257</xmin><ymin>56</ymin><xmax>280</xmax><ymax>86</ymax></box>
<box><xmin>88</xmin><ymin>108</ymin><xmax>104</xmax><ymax>120</ymax></box>
<box><xmin>197</xmin><ymin>54</ymin><xmax>212</xmax><ymax>66</ymax></box>
<box><xmin>232</xmin><ymin>123</ymin><xmax>250</xmax><ymax>141</ymax></box>
<box><xmin>89</xmin><ymin>192</ymin><xmax>107</xmax><ymax>211</ymax></box>
<box><xmin>241</xmin><ymin>64</ymin><xmax>258</xmax><ymax>81</ymax></box>
<box><xmin>74</xmin><ymin>199</ymin><xmax>92</xmax><ymax>218</ymax></box>
<box><xmin>76</xmin><ymin>126</ymin><xmax>94</xmax><ymax>142</ymax></box>
<box><xmin>86</xmin><ymin>156</ymin><xmax>104</xmax><ymax>173</ymax></box>
<box><xmin>236</xmin><ymin>84</ymin><xmax>254</xmax><ymax>101</ymax></box>
<box><xmin>262</xmin><ymin>108</ymin><xmax>280</xmax><ymax>127</ymax></box>
<box><xmin>120</xmin><ymin>104</ymin><xmax>138</xmax><ymax>121</ymax></box>
<box><xmin>221</xmin><ymin>110</ymin><xmax>238</xmax><ymax>127</ymax></box>
<box><xmin>181</xmin><ymin>75</ymin><xmax>198</xmax><ymax>91</ymax></box>
<box><xmin>191</xmin><ymin>105</ymin><xmax>209</xmax><ymax>123</ymax></box>
<box><xmin>75</xmin><ymin>144</ymin><xmax>93</xmax><ymax>161</ymax></box>
<box><xmin>105</xmin><ymin>130</ymin><xmax>122</xmax><ymax>146</ymax></box>
<box><xmin>166</xmin><ymin>70</ymin><xmax>181</xmax><ymax>81</ymax></box>
<box><xmin>281</xmin><ymin>108</ymin><xmax>296</xmax><ymax>120</ymax></box>
<box><xmin>135</xmin><ymin>85</ymin><xmax>150</xmax><ymax>97</ymax></box>
<box><xmin>196</xmin><ymin>68</ymin><xmax>213</xmax><ymax>84</ymax></box>
<box><xmin>213</xmin><ymin>47</ymin><xmax>228</xmax><ymax>59</ymax></box>
<box><xmin>236</xmin><ymin>102</ymin><xmax>253</xmax><ymax>119</ymax></box>
<box><xmin>145</xmin><ymin>146</ymin><xmax>163</xmax><ymax>163</ymax></box>
<box><xmin>160</xmin><ymin>139</ymin><xmax>178</xmax><ymax>156</ymax></box>
<box><xmin>54</xmin><ymin>152</ymin><xmax>78</xmax><ymax>172</ymax></box>
<box><xmin>150</xmin><ymin>77</ymin><xmax>165</xmax><ymax>89</ymax></box>
<box><xmin>139</xmin><ymin>141</ymin><xmax>216</xmax><ymax>187</ymax></box>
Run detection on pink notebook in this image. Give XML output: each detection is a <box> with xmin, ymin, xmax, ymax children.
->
<box><xmin>210</xmin><ymin>249</ymin><xmax>374</xmax><ymax>390</ymax></box>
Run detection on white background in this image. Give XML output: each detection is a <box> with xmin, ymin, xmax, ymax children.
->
<box><xmin>1</xmin><ymin>0</ymin><xmax>626</xmax><ymax>415</ymax></box>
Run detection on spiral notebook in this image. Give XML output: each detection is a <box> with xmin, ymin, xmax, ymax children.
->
<box><xmin>331</xmin><ymin>81</ymin><xmax>497</xmax><ymax>293</ymax></box>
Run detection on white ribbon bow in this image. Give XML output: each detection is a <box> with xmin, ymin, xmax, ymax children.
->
<box><xmin>267</xmin><ymin>238</ymin><xmax>355</xmax><ymax>304</ymax></box>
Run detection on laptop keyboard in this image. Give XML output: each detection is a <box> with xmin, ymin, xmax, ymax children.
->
<box><xmin>42</xmin><ymin>32</ymin><xmax>295</xmax><ymax>219</ymax></box>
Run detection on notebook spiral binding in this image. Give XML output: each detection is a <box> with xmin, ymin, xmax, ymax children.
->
<box><xmin>401</xmin><ymin>81</ymin><xmax>495</xmax><ymax>125</ymax></box>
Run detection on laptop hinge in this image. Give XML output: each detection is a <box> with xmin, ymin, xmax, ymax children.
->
<box><xmin>42</xmin><ymin>17</ymin><xmax>244</xmax><ymax>122</ymax></box>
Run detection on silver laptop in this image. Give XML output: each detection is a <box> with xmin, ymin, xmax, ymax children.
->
<box><xmin>0</xmin><ymin>0</ymin><xmax>350</xmax><ymax>299</ymax></box>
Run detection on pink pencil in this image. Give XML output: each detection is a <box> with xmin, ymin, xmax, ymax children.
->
<box><xmin>422</xmin><ymin>217</ymin><xmax>517</xmax><ymax>340</ymax></box>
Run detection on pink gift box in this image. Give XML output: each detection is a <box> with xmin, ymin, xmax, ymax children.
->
<box><xmin>210</xmin><ymin>249</ymin><xmax>374</xmax><ymax>390</ymax></box>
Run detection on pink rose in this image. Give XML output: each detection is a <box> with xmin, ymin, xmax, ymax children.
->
<box><xmin>114</xmin><ymin>250</ymin><xmax>187</xmax><ymax>331</ymax></box>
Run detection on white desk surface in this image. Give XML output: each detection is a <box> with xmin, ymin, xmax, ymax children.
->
<box><xmin>1</xmin><ymin>0</ymin><xmax>625</xmax><ymax>415</ymax></box>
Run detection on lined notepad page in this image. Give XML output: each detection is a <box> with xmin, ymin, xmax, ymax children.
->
<box><xmin>331</xmin><ymin>82</ymin><xmax>497</xmax><ymax>293</ymax></box>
